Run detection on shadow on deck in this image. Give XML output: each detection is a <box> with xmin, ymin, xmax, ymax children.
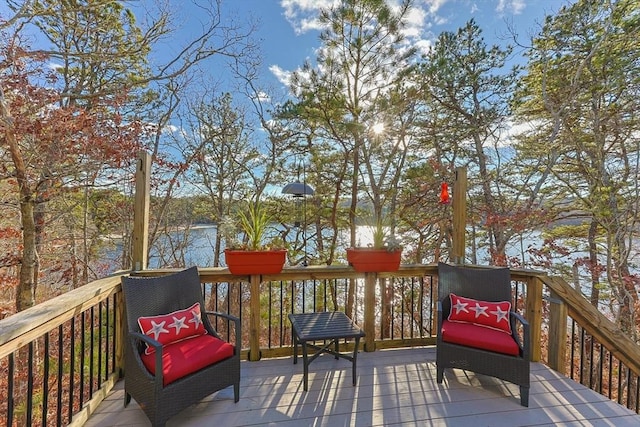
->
<box><xmin>85</xmin><ymin>347</ymin><xmax>640</xmax><ymax>427</ymax></box>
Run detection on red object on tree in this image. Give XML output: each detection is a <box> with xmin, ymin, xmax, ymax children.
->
<box><xmin>439</xmin><ymin>182</ymin><xmax>450</xmax><ymax>204</ymax></box>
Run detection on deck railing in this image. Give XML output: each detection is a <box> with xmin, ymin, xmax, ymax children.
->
<box><xmin>1</xmin><ymin>265</ymin><xmax>639</xmax><ymax>426</ymax></box>
<box><xmin>0</xmin><ymin>274</ymin><xmax>125</xmax><ymax>427</ymax></box>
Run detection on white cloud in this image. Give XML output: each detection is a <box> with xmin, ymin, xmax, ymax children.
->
<box><xmin>163</xmin><ymin>124</ymin><xmax>179</xmax><ymax>134</ymax></box>
<box><xmin>280</xmin><ymin>0</ymin><xmax>338</xmax><ymax>34</ymax></box>
<box><xmin>269</xmin><ymin>64</ymin><xmax>292</xmax><ymax>87</ymax></box>
<box><xmin>276</xmin><ymin>0</ymin><xmax>444</xmax><ymax>78</ymax></box>
<box><xmin>413</xmin><ymin>39</ymin><xmax>433</xmax><ymax>56</ymax></box>
<box><xmin>280</xmin><ymin>0</ymin><xmax>449</xmax><ymax>38</ymax></box>
<box><xmin>256</xmin><ymin>91</ymin><xmax>271</xmax><ymax>103</ymax></box>
<box><xmin>422</xmin><ymin>0</ymin><xmax>449</xmax><ymax>15</ymax></box>
<box><xmin>496</xmin><ymin>0</ymin><xmax>526</xmax><ymax>15</ymax></box>
<box><xmin>402</xmin><ymin>5</ymin><xmax>427</xmax><ymax>38</ymax></box>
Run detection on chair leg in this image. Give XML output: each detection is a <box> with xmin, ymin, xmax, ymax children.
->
<box><xmin>234</xmin><ymin>382</ymin><xmax>240</xmax><ymax>403</ymax></box>
<box><xmin>124</xmin><ymin>391</ymin><xmax>131</xmax><ymax>407</ymax></box>
<box><xmin>520</xmin><ymin>385</ymin><xmax>529</xmax><ymax>407</ymax></box>
<box><xmin>436</xmin><ymin>366</ymin><xmax>444</xmax><ymax>384</ymax></box>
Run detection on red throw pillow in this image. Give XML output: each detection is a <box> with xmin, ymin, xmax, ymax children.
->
<box><xmin>138</xmin><ymin>302</ymin><xmax>207</xmax><ymax>355</ymax></box>
<box><xmin>447</xmin><ymin>293</ymin><xmax>512</xmax><ymax>334</ymax></box>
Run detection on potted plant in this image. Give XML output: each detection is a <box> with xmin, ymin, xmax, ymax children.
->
<box><xmin>346</xmin><ymin>215</ymin><xmax>403</xmax><ymax>273</ymax></box>
<box><xmin>223</xmin><ymin>202</ymin><xmax>287</xmax><ymax>275</ymax></box>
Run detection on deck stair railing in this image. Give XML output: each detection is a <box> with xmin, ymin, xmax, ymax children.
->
<box><xmin>1</xmin><ymin>265</ymin><xmax>639</xmax><ymax>426</ymax></box>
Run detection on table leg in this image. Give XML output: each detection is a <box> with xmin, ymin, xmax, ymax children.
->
<box><xmin>352</xmin><ymin>337</ymin><xmax>360</xmax><ymax>386</ymax></box>
<box><xmin>302</xmin><ymin>340</ymin><xmax>309</xmax><ymax>391</ymax></box>
<box><xmin>293</xmin><ymin>332</ymin><xmax>298</xmax><ymax>364</ymax></box>
<box><xmin>334</xmin><ymin>338</ymin><xmax>339</xmax><ymax>359</ymax></box>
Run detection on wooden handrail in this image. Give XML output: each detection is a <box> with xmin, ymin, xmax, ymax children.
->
<box><xmin>541</xmin><ymin>274</ymin><xmax>640</xmax><ymax>377</ymax></box>
<box><xmin>0</xmin><ymin>274</ymin><xmax>126</xmax><ymax>360</ymax></box>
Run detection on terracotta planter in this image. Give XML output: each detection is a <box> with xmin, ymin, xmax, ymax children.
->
<box><xmin>224</xmin><ymin>249</ymin><xmax>287</xmax><ymax>275</ymax></box>
<box><xmin>346</xmin><ymin>247</ymin><xmax>402</xmax><ymax>273</ymax></box>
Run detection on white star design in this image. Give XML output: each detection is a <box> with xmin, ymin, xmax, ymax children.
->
<box><xmin>189</xmin><ymin>309</ymin><xmax>203</xmax><ymax>329</ymax></box>
<box><xmin>453</xmin><ymin>299</ymin><xmax>469</xmax><ymax>314</ymax></box>
<box><xmin>169</xmin><ymin>315</ymin><xmax>189</xmax><ymax>334</ymax></box>
<box><xmin>491</xmin><ymin>306</ymin><xmax>509</xmax><ymax>324</ymax></box>
<box><xmin>472</xmin><ymin>303</ymin><xmax>489</xmax><ymax>318</ymax></box>
<box><xmin>148</xmin><ymin>320</ymin><xmax>169</xmax><ymax>340</ymax></box>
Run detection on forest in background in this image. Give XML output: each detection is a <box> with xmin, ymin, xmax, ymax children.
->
<box><xmin>1</xmin><ymin>0</ymin><xmax>639</xmax><ymax>343</ymax></box>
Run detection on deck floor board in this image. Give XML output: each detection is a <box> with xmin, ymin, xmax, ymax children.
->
<box><xmin>85</xmin><ymin>347</ymin><xmax>640</xmax><ymax>426</ymax></box>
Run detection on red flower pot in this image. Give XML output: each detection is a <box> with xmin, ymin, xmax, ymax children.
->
<box><xmin>346</xmin><ymin>248</ymin><xmax>402</xmax><ymax>273</ymax></box>
<box><xmin>224</xmin><ymin>249</ymin><xmax>287</xmax><ymax>275</ymax></box>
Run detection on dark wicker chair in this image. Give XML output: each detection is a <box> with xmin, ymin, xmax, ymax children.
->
<box><xmin>121</xmin><ymin>266</ymin><xmax>240</xmax><ymax>426</ymax></box>
<box><xmin>436</xmin><ymin>262</ymin><xmax>530</xmax><ymax>406</ymax></box>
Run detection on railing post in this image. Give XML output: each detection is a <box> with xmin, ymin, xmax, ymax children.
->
<box><xmin>248</xmin><ymin>274</ymin><xmax>261</xmax><ymax>361</ymax></box>
<box><xmin>547</xmin><ymin>290</ymin><xmax>567</xmax><ymax>374</ymax></box>
<box><xmin>526</xmin><ymin>276</ymin><xmax>543</xmax><ymax>362</ymax></box>
<box><xmin>132</xmin><ymin>150</ymin><xmax>150</xmax><ymax>271</ymax></box>
<box><xmin>115</xmin><ymin>287</ymin><xmax>126</xmax><ymax>377</ymax></box>
<box><xmin>363</xmin><ymin>272</ymin><xmax>376</xmax><ymax>351</ymax></box>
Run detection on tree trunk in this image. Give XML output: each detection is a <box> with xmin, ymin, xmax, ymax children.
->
<box><xmin>17</xmin><ymin>199</ymin><xmax>37</xmax><ymax>310</ymax></box>
<box><xmin>2</xmin><ymin>88</ymin><xmax>37</xmax><ymax>311</ymax></box>
<box><xmin>588</xmin><ymin>220</ymin><xmax>600</xmax><ymax>307</ymax></box>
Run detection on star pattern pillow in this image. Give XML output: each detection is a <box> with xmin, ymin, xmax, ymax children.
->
<box><xmin>447</xmin><ymin>293</ymin><xmax>512</xmax><ymax>334</ymax></box>
<box><xmin>137</xmin><ymin>302</ymin><xmax>207</xmax><ymax>355</ymax></box>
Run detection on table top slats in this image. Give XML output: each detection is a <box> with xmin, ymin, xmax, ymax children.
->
<box><xmin>288</xmin><ymin>312</ymin><xmax>365</xmax><ymax>341</ymax></box>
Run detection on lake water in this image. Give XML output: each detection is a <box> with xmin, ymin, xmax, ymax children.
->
<box><xmin>106</xmin><ymin>226</ymin><xmax>574</xmax><ymax>270</ymax></box>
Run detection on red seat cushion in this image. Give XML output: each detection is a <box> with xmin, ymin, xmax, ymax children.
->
<box><xmin>441</xmin><ymin>319</ymin><xmax>520</xmax><ymax>356</ymax></box>
<box><xmin>141</xmin><ymin>334</ymin><xmax>235</xmax><ymax>386</ymax></box>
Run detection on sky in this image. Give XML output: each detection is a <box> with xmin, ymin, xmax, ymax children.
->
<box><xmin>212</xmin><ymin>0</ymin><xmax>572</xmax><ymax>90</ymax></box>
<box><xmin>0</xmin><ymin>0</ymin><xmax>573</xmax><ymax>102</ymax></box>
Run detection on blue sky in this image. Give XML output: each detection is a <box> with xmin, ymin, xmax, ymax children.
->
<box><xmin>0</xmin><ymin>0</ymin><xmax>572</xmax><ymax>96</ymax></box>
<box><xmin>216</xmin><ymin>0</ymin><xmax>571</xmax><ymax>88</ymax></box>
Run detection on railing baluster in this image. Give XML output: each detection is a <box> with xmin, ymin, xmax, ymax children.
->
<box><xmin>80</xmin><ymin>310</ymin><xmax>86</xmax><ymax>410</ymax></box>
<box><xmin>268</xmin><ymin>281</ymin><xmax>273</xmax><ymax>348</ymax></box>
<box><xmin>27</xmin><ymin>342</ymin><xmax>34</xmax><ymax>425</ymax></box>
<box><xmin>636</xmin><ymin>375</ymin><xmax>640</xmax><ymax>414</ymax></box>
<box><xmin>89</xmin><ymin>307</ymin><xmax>95</xmax><ymax>398</ymax></box>
<box><xmin>589</xmin><ymin>336</ymin><xmax>594</xmax><ymax>389</ymax></box>
<box><xmin>579</xmin><ymin>327</ymin><xmax>585</xmax><ymax>384</ymax></box>
<box><xmin>57</xmin><ymin>324</ymin><xmax>63</xmax><ymax>427</ymax></box>
<box><xmin>98</xmin><ymin>298</ymin><xmax>110</xmax><ymax>389</ymax></box>
<box><xmin>626</xmin><ymin>368</ymin><xmax>632</xmax><ymax>408</ymax></box>
<box><xmin>43</xmin><ymin>334</ymin><xmax>49</xmax><ymax>427</ymax></box>
<box><xmin>569</xmin><ymin>320</ymin><xmax>576</xmax><ymax>381</ymax></box>
<box><xmin>280</xmin><ymin>280</ymin><xmax>285</xmax><ymax>346</ymax></box>
<box><xmin>608</xmin><ymin>351</ymin><xmax>613</xmax><ymax>399</ymax></box>
<box><xmin>312</xmin><ymin>278</ymin><xmax>317</xmax><ymax>312</ymax></box>
<box><xmin>68</xmin><ymin>317</ymin><xmax>75</xmax><ymax>425</ymax></box>
<box><xmin>618</xmin><ymin>361</ymin><xmax>623</xmax><ymax>404</ymax></box>
<box><xmin>597</xmin><ymin>343</ymin><xmax>603</xmax><ymax>394</ymax></box>
<box><xmin>7</xmin><ymin>353</ymin><xmax>13</xmax><ymax>426</ymax></box>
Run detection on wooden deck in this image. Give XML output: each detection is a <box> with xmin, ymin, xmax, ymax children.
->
<box><xmin>85</xmin><ymin>347</ymin><xmax>640</xmax><ymax>426</ymax></box>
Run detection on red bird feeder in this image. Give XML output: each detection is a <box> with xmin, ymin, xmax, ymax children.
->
<box><xmin>439</xmin><ymin>182</ymin><xmax>450</xmax><ymax>204</ymax></box>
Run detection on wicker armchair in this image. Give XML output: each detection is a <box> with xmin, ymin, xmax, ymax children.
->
<box><xmin>121</xmin><ymin>266</ymin><xmax>240</xmax><ymax>426</ymax></box>
<box><xmin>436</xmin><ymin>262</ymin><xmax>530</xmax><ymax>406</ymax></box>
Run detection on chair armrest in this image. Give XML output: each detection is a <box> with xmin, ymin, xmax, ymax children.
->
<box><xmin>206</xmin><ymin>311</ymin><xmax>241</xmax><ymax>353</ymax></box>
<box><xmin>129</xmin><ymin>331</ymin><xmax>162</xmax><ymax>352</ymax></box>
<box><xmin>510</xmin><ymin>311</ymin><xmax>531</xmax><ymax>360</ymax></box>
<box><xmin>128</xmin><ymin>331</ymin><xmax>165</xmax><ymax>386</ymax></box>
